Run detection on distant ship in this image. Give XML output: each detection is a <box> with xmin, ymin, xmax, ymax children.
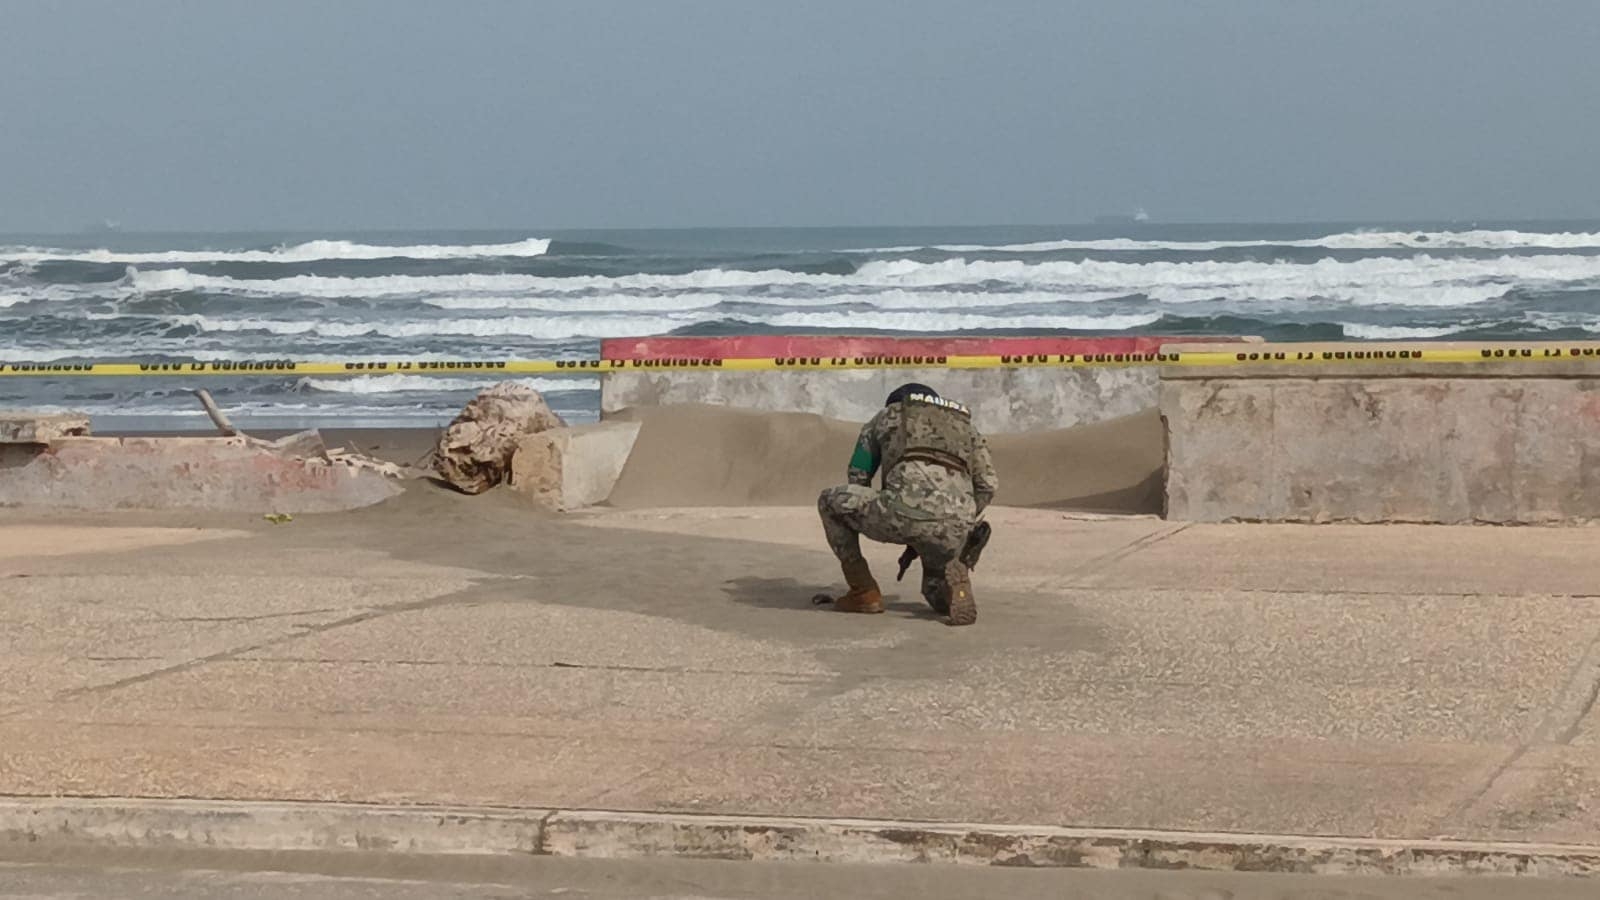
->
<box><xmin>82</xmin><ymin>219</ymin><xmax>121</xmax><ymax>234</ymax></box>
<box><xmin>1092</xmin><ymin>207</ymin><xmax>1150</xmax><ymax>226</ymax></box>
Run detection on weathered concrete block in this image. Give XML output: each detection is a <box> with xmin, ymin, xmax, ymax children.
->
<box><xmin>0</xmin><ymin>437</ymin><xmax>402</xmax><ymax>513</ymax></box>
<box><xmin>596</xmin><ymin>334</ymin><xmax>1262</xmax><ymax>433</ymax></box>
<box><xmin>1437</xmin><ymin>381</ymin><xmax>1520</xmax><ymax>523</ymax></box>
<box><xmin>1160</xmin><ymin>380</ymin><xmax>1279</xmax><ymax>519</ymax></box>
<box><xmin>603</xmin><ymin>369</ymin><xmax>888</xmax><ymax>428</ymax></box>
<box><xmin>602</xmin><ymin>367</ymin><xmax>1158</xmax><ymax>434</ymax></box>
<box><xmin>1276</xmin><ymin>379</ymin><xmax>1440</xmax><ymax>523</ymax></box>
<box><xmin>0</xmin><ymin>412</ymin><xmax>90</xmax><ymax>443</ymax></box>
<box><xmin>1162</xmin><ymin>360</ymin><xmax>1600</xmax><ymax>524</ymax></box>
<box><xmin>509</xmin><ymin>422</ymin><xmax>641</xmax><ymax>511</ymax></box>
<box><xmin>1512</xmin><ymin>382</ymin><xmax>1599</xmax><ymax>523</ymax></box>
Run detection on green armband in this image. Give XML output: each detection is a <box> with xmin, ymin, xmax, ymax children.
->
<box><xmin>849</xmin><ymin>442</ymin><xmax>875</xmax><ymax>473</ymax></box>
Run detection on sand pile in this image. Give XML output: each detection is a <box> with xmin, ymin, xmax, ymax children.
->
<box><xmin>604</xmin><ymin>404</ymin><xmax>1163</xmax><ymax>513</ymax></box>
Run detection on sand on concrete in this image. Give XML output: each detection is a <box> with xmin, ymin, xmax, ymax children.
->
<box><xmin>4</xmin><ymin>852</ymin><xmax>1596</xmax><ymax>900</ymax></box>
<box><xmin>0</xmin><ymin>526</ymin><xmax>247</xmax><ymax>560</ymax></box>
<box><xmin>107</xmin><ymin>402</ymin><xmax>1165</xmax><ymax>514</ymax></box>
<box><xmin>5</xmin><ymin>489</ymin><xmax>1600</xmax><ymax>847</ymax></box>
<box><xmin>119</xmin><ymin>428</ymin><xmax>445</xmax><ymax>469</ymax></box>
<box><xmin>7</xmin><ymin>402</ymin><xmax>1594</xmax><ymax>858</ymax></box>
<box><xmin>603</xmin><ymin>403</ymin><xmax>1164</xmax><ymax>512</ymax></box>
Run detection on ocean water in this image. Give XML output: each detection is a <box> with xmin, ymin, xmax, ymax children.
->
<box><xmin>3</xmin><ymin>221</ymin><xmax>1599</xmax><ymax>429</ymax></box>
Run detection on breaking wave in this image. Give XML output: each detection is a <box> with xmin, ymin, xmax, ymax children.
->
<box><xmin>0</xmin><ymin>237</ymin><xmax>551</xmax><ymax>265</ymax></box>
<box><xmin>158</xmin><ymin>313</ymin><xmax>685</xmax><ymax>340</ymax></box>
<box><xmin>14</xmin><ymin>399</ymin><xmax>592</xmax><ymax>423</ymax></box>
<box><xmin>296</xmin><ymin>374</ymin><xmax>589</xmax><ymax>394</ymax></box>
<box><xmin>864</xmin><ymin>229</ymin><xmax>1600</xmax><ymax>253</ymax></box>
<box><xmin>418</xmin><ymin>288</ymin><xmax>1132</xmax><ymax>312</ymax></box>
<box><xmin>155</xmin><ymin>309</ymin><xmax>1162</xmax><ymax>340</ymax></box>
<box><xmin>122</xmin><ymin>253</ymin><xmax>1600</xmax><ymax>309</ymax></box>
<box><xmin>1338</xmin><ymin>323</ymin><xmax>1467</xmax><ymax>340</ymax></box>
<box><xmin>9</xmin><ymin>224</ymin><xmax>1600</xmax><ymax>427</ymax></box>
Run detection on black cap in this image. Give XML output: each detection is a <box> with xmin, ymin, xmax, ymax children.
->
<box><xmin>886</xmin><ymin>382</ymin><xmax>938</xmax><ymax>406</ymax></box>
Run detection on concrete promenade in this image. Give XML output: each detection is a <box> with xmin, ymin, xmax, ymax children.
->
<box><xmin>4</xmin><ymin>855</ymin><xmax>1597</xmax><ymax>899</ymax></box>
<box><xmin>3</xmin><ymin>490</ymin><xmax>1600</xmax><ymax>863</ymax></box>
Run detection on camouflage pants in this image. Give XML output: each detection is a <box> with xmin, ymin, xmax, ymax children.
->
<box><xmin>817</xmin><ymin>484</ymin><xmax>971</xmax><ymax>607</ymax></box>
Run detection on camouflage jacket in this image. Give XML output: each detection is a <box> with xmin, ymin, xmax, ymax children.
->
<box><xmin>847</xmin><ymin>401</ymin><xmax>998</xmax><ymax>522</ymax></box>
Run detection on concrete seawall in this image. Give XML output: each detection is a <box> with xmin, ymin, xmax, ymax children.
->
<box><xmin>598</xmin><ymin>336</ymin><xmax>1246</xmax><ymax>433</ymax></box>
<box><xmin>0</xmin><ymin>414</ymin><xmax>405</xmax><ymax>513</ymax></box>
<box><xmin>1161</xmin><ymin>342</ymin><xmax>1600</xmax><ymax>524</ymax></box>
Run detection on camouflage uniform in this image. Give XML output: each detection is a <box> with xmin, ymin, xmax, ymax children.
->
<box><xmin>817</xmin><ymin>394</ymin><xmax>997</xmax><ymax>618</ymax></box>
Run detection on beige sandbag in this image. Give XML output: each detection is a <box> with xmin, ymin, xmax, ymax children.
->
<box><xmin>433</xmin><ymin>382</ymin><xmax>565</xmax><ymax>494</ymax></box>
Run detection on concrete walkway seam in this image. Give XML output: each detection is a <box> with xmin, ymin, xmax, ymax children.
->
<box><xmin>1</xmin><ymin>798</ymin><xmax>1597</xmax><ymax>878</ymax></box>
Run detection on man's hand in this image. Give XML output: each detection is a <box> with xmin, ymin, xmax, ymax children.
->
<box><xmin>960</xmin><ymin>520</ymin><xmax>991</xmax><ymax>570</ymax></box>
<box><xmin>895</xmin><ymin>546</ymin><xmax>918</xmax><ymax>581</ymax></box>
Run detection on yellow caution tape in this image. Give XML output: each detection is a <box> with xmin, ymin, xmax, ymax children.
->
<box><xmin>2</xmin><ymin>346</ymin><xmax>1600</xmax><ymax>376</ymax></box>
<box><xmin>0</xmin><ymin>360</ymin><xmax>576</xmax><ymax>377</ymax></box>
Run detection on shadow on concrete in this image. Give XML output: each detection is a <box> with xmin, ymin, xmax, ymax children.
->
<box><xmin>722</xmin><ymin>576</ymin><xmax>828</xmax><ymax>612</ymax></box>
<box><xmin>721</xmin><ymin>576</ymin><xmax>941</xmax><ymax>621</ymax></box>
<box><xmin>1029</xmin><ymin>469</ymin><xmax>1164</xmax><ymax>515</ymax></box>
<box><xmin>420</xmin><ymin>474</ymin><xmax>469</xmax><ymax>493</ymax></box>
<box><xmin>0</xmin><ymin>445</ymin><xmax>41</xmax><ymax>470</ymax></box>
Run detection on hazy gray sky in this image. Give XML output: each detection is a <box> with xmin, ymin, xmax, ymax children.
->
<box><xmin>2</xmin><ymin>0</ymin><xmax>1596</xmax><ymax>231</ymax></box>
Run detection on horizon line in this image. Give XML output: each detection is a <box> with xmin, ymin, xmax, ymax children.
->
<box><xmin>5</xmin><ymin>216</ymin><xmax>1600</xmax><ymax>238</ymax></box>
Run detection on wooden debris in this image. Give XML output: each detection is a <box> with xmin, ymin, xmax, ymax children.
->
<box><xmin>188</xmin><ymin>390</ymin><xmax>406</xmax><ymax>480</ymax></box>
<box><xmin>193</xmin><ymin>389</ymin><xmax>239</xmax><ymax>437</ymax></box>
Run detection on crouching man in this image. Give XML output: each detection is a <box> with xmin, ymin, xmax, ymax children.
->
<box><xmin>816</xmin><ymin>383</ymin><xmax>997</xmax><ymax>626</ymax></box>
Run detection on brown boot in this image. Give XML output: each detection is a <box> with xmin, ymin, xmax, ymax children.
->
<box><xmin>944</xmin><ymin>561</ymin><xmax>976</xmax><ymax>626</ymax></box>
<box><xmin>833</xmin><ymin>557</ymin><xmax>884</xmax><ymax>614</ymax></box>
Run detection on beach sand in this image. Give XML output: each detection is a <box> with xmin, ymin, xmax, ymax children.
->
<box><xmin>605</xmin><ymin>403</ymin><xmax>1164</xmax><ymax>512</ymax></box>
<box><xmin>110</xmin><ymin>403</ymin><xmax>1165</xmax><ymax>514</ymax></box>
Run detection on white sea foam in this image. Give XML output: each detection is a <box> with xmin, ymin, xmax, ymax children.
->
<box><xmin>7</xmin><ymin>400</ymin><xmax>577</xmax><ymax>421</ymax></box>
<box><xmin>757</xmin><ymin>310</ymin><xmax>1163</xmax><ymax>331</ymax></box>
<box><xmin>861</xmin><ymin>229</ymin><xmax>1600</xmax><ymax>253</ymax></box>
<box><xmin>1521</xmin><ymin>312</ymin><xmax>1596</xmax><ymax>333</ymax></box>
<box><xmin>125</xmin><ymin>253</ymin><xmax>1600</xmax><ymax>311</ymax></box>
<box><xmin>169</xmin><ymin>313</ymin><xmax>717</xmax><ymax>340</ymax></box>
<box><xmin>0</xmin><ymin>347</ymin><xmax>121</xmax><ymax>362</ymax></box>
<box><xmin>1</xmin><ymin>237</ymin><xmax>551</xmax><ymax>265</ymax></box>
<box><xmin>0</xmin><ymin>282</ymin><xmax>117</xmax><ymax>306</ymax></box>
<box><xmin>297</xmin><ymin>374</ymin><xmax>589</xmax><ymax>394</ymax></box>
<box><xmin>421</xmin><ymin>293</ymin><xmax>731</xmax><ymax>312</ymax></box>
<box><xmin>1339</xmin><ymin>323</ymin><xmax>1465</xmax><ymax>340</ymax></box>
<box><xmin>419</xmin><ymin>288</ymin><xmax>1130</xmax><ymax>312</ymax></box>
<box><xmin>1315</xmin><ymin>230</ymin><xmax>1600</xmax><ymax>250</ymax></box>
<box><xmin>1144</xmin><ymin>281</ymin><xmax>1514</xmax><ymax>308</ymax></box>
<box><xmin>161</xmin><ymin>306</ymin><xmax>1154</xmax><ymax>339</ymax></box>
<box><xmin>126</xmin><ymin>266</ymin><xmax>855</xmax><ymax>297</ymax></box>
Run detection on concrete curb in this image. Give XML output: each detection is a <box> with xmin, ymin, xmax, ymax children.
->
<box><xmin>2</xmin><ymin>797</ymin><xmax>1598</xmax><ymax>878</ymax></box>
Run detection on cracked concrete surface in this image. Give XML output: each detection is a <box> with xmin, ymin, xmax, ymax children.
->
<box><xmin>6</xmin><ymin>854</ymin><xmax>1599</xmax><ymax>899</ymax></box>
<box><xmin>2</xmin><ymin>490</ymin><xmax>1599</xmax><ymax>844</ymax></box>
